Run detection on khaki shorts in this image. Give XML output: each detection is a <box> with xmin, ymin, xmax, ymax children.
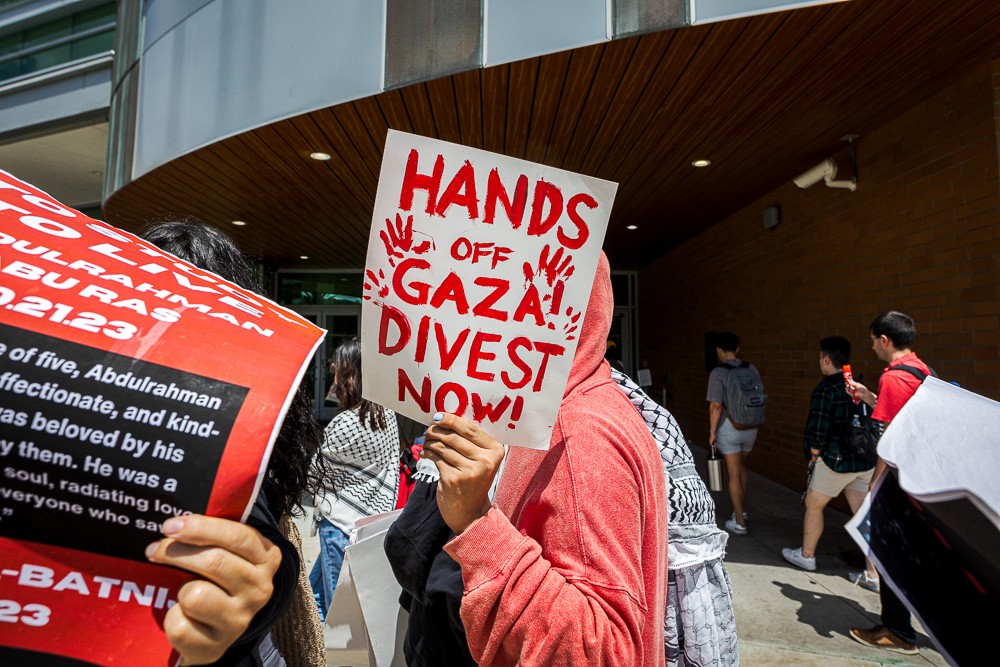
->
<box><xmin>809</xmin><ymin>458</ymin><xmax>873</xmax><ymax>498</ymax></box>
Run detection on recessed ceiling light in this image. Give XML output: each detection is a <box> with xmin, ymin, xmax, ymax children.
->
<box><xmin>626</xmin><ymin>225</ymin><xmax>638</xmax><ymax>230</ymax></box>
<box><xmin>231</xmin><ymin>220</ymin><xmax>247</xmax><ymax>226</ymax></box>
<box><xmin>309</xmin><ymin>152</ymin><xmax>331</xmax><ymax>161</ymax></box>
<box><xmin>692</xmin><ymin>159</ymin><xmax>711</xmax><ymax>167</ymax></box>
<box><xmin>299</xmin><ymin>255</ymin><xmax>309</xmax><ymax>260</ymax></box>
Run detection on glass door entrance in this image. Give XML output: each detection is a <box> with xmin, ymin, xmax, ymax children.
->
<box><xmin>294</xmin><ymin>307</ymin><xmax>361</xmax><ymax>422</ymax></box>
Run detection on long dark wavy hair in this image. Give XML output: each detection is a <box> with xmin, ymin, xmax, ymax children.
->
<box><xmin>141</xmin><ymin>219</ymin><xmax>322</xmax><ymax>518</ymax></box>
<box><xmin>330</xmin><ymin>337</ymin><xmax>388</xmax><ymax>431</ymax></box>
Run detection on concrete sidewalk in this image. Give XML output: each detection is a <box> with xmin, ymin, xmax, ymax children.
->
<box><xmin>298</xmin><ymin>453</ymin><xmax>950</xmax><ymax>666</ymax></box>
<box><xmin>697</xmin><ymin>444</ymin><xmax>948</xmax><ymax>666</ymax></box>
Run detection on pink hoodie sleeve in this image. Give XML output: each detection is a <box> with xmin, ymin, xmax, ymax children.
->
<box><xmin>443</xmin><ymin>423</ymin><xmax>663</xmax><ymax>667</ymax></box>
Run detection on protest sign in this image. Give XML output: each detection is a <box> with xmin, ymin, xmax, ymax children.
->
<box><xmin>846</xmin><ymin>378</ymin><xmax>999</xmax><ymax>666</ymax></box>
<box><xmin>0</xmin><ymin>169</ymin><xmax>324</xmax><ymax>665</ymax></box>
<box><xmin>325</xmin><ymin>511</ymin><xmax>406</xmax><ymax>667</ymax></box>
<box><xmin>361</xmin><ymin>131</ymin><xmax>616</xmax><ymax>449</ymax></box>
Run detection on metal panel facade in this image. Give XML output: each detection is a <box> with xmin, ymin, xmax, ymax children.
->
<box><xmin>143</xmin><ymin>0</ymin><xmax>214</xmax><ymax>47</ymax></box>
<box><xmin>614</xmin><ymin>0</ymin><xmax>686</xmax><ymax>38</ymax></box>
<box><xmin>485</xmin><ymin>0</ymin><xmax>609</xmax><ymax>66</ymax></box>
<box><xmin>691</xmin><ymin>0</ymin><xmax>848</xmax><ymax>24</ymax></box>
<box><xmin>134</xmin><ymin>0</ymin><xmax>384</xmax><ymax>179</ymax></box>
<box><xmin>114</xmin><ymin>0</ymin><xmax>855</xmax><ymax>189</ymax></box>
<box><xmin>384</xmin><ymin>0</ymin><xmax>481</xmax><ymax>90</ymax></box>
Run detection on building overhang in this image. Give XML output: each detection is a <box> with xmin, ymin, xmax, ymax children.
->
<box><xmin>102</xmin><ymin>0</ymin><xmax>1000</xmax><ymax>269</ymax></box>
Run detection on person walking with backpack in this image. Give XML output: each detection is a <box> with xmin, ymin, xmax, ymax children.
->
<box><xmin>781</xmin><ymin>337</ymin><xmax>879</xmax><ymax>590</ymax></box>
<box><xmin>846</xmin><ymin>311</ymin><xmax>931</xmax><ymax>656</ymax></box>
<box><xmin>707</xmin><ymin>331</ymin><xmax>766</xmax><ymax>535</ymax></box>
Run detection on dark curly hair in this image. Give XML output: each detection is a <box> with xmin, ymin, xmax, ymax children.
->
<box><xmin>330</xmin><ymin>337</ymin><xmax>388</xmax><ymax>431</ymax></box>
<box><xmin>141</xmin><ymin>219</ymin><xmax>322</xmax><ymax>518</ymax></box>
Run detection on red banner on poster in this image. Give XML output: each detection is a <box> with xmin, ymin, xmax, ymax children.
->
<box><xmin>0</xmin><ymin>169</ymin><xmax>324</xmax><ymax>665</ymax></box>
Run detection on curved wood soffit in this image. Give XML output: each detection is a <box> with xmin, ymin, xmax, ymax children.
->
<box><xmin>102</xmin><ymin>0</ymin><xmax>1000</xmax><ymax>270</ymax></box>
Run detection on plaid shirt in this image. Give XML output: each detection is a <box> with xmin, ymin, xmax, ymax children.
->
<box><xmin>803</xmin><ymin>373</ymin><xmax>875</xmax><ymax>473</ymax></box>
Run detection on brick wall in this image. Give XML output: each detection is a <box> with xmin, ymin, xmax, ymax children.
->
<box><xmin>637</xmin><ymin>59</ymin><xmax>1000</xmax><ymax>491</ymax></box>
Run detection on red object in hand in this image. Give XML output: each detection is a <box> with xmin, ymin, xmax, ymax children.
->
<box><xmin>843</xmin><ymin>364</ymin><xmax>860</xmax><ymax>404</ymax></box>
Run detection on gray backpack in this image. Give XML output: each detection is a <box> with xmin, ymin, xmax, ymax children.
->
<box><xmin>720</xmin><ymin>361</ymin><xmax>767</xmax><ymax>429</ymax></box>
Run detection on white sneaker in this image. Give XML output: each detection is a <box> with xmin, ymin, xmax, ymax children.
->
<box><xmin>782</xmin><ymin>547</ymin><xmax>817</xmax><ymax>571</ymax></box>
<box><xmin>724</xmin><ymin>513</ymin><xmax>748</xmax><ymax>535</ymax></box>
<box><xmin>850</xmin><ymin>570</ymin><xmax>881</xmax><ymax>593</ymax></box>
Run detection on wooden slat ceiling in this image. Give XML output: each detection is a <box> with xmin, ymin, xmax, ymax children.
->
<box><xmin>103</xmin><ymin>0</ymin><xmax>1000</xmax><ymax>270</ymax></box>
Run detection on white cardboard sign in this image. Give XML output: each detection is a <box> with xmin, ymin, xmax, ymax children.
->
<box><xmin>361</xmin><ymin>131</ymin><xmax>616</xmax><ymax>449</ymax></box>
<box><xmin>876</xmin><ymin>377</ymin><xmax>1000</xmax><ymax>522</ymax></box>
<box><xmin>324</xmin><ymin>511</ymin><xmax>407</xmax><ymax>667</ymax></box>
<box><xmin>845</xmin><ymin>378</ymin><xmax>1000</xmax><ymax>667</ymax></box>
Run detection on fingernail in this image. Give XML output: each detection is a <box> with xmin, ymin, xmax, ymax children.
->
<box><xmin>145</xmin><ymin>541</ymin><xmax>160</xmax><ymax>560</ymax></box>
<box><xmin>162</xmin><ymin>517</ymin><xmax>184</xmax><ymax>535</ymax></box>
<box><xmin>433</xmin><ymin>412</ymin><xmax>443</xmax><ymax>422</ymax></box>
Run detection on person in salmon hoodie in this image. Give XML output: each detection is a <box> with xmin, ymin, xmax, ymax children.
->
<box><xmin>422</xmin><ymin>252</ymin><xmax>668</xmax><ymax>666</ymax></box>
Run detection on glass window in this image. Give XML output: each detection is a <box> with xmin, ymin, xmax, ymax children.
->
<box><xmin>74</xmin><ymin>4</ymin><xmax>117</xmax><ymax>32</ymax></box>
<box><xmin>277</xmin><ymin>273</ymin><xmax>365</xmax><ymax>306</ymax></box>
<box><xmin>0</xmin><ymin>32</ymin><xmax>21</xmax><ymax>58</ymax></box>
<box><xmin>611</xmin><ymin>273</ymin><xmax>633</xmax><ymax>308</ymax></box>
<box><xmin>0</xmin><ymin>3</ymin><xmax>115</xmax><ymax>83</ymax></box>
<box><xmin>21</xmin><ymin>17</ymin><xmax>71</xmax><ymax>51</ymax></box>
<box><xmin>23</xmin><ymin>44</ymin><xmax>71</xmax><ymax>72</ymax></box>
<box><xmin>0</xmin><ymin>58</ymin><xmax>18</xmax><ymax>79</ymax></box>
<box><xmin>70</xmin><ymin>31</ymin><xmax>114</xmax><ymax>59</ymax></box>
<box><xmin>76</xmin><ymin>205</ymin><xmax>103</xmax><ymax>219</ymax></box>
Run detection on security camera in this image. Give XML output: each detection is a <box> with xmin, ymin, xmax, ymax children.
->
<box><xmin>794</xmin><ymin>158</ymin><xmax>857</xmax><ymax>191</ymax></box>
<box><xmin>794</xmin><ymin>159</ymin><xmax>837</xmax><ymax>188</ymax></box>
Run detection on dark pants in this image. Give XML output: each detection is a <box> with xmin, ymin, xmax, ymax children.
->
<box><xmin>880</xmin><ymin>580</ymin><xmax>917</xmax><ymax>644</ymax></box>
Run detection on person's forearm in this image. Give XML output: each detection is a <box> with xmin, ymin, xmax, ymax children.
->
<box><xmin>853</xmin><ymin>384</ymin><xmax>876</xmax><ymax>408</ymax></box>
<box><xmin>709</xmin><ymin>402</ymin><xmax>722</xmax><ymax>442</ymax></box>
<box><xmin>803</xmin><ymin>437</ymin><xmax>823</xmax><ymax>461</ymax></box>
<box><xmin>803</xmin><ymin>416</ymin><xmax>829</xmax><ymax>461</ymax></box>
<box><xmin>446</xmin><ymin>509</ymin><xmax>650</xmax><ymax>666</ymax></box>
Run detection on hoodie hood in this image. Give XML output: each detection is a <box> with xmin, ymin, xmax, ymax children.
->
<box><xmin>563</xmin><ymin>251</ymin><xmax>613</xmax><ymax>399</ymax></box>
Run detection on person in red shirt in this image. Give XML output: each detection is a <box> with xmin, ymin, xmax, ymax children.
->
<box><xmin>845</xmin><ymin>311</ymin><xmax>929</xmax><ymax>655</ymax></box>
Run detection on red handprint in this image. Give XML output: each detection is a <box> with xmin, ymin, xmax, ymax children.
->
<box><xmin>522</xmin><ymin>244</ymin><xmax>575</xmax><ymax>315</ymax></box>
<box><xmin>363</xmin><ymin>268</ymin><xmax>390</xmax><ymax>303</ymax></box>
<box><xmin>561</xmin><ymin>307</ymin><xmax>583</xmax><ymax>341</ymax></box>
<box><xmin>380</xmin><ymin>213</ymin><xmax>434</xmax><ymax>266</ymax></box>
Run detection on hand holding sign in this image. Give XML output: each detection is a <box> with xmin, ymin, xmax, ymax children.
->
<box><xmin>0</xmin><ymin>172</ymin><xmax>324</xmax><ymax>666</ymax></box>
<box><xmin>147</xmin><ymin>514</ymin><xmax>281</xmax><ymax>665</ymax></box>
<box><xmin>422</xmin><ymin>412</ymin><xmax>505</xmax><ymax>534</ymax></box>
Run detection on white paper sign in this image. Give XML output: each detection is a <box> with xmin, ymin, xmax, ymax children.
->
<box><xmin>325</xmin><ymin>511</ymin><xmax>407</xmax><ymax>667</ymax></box>
<box><xmin>876</xmin><ymin>377</ymin><xmax>1000</xmax><ymax>524</ymax></box>
<box><xmin>362</xmin><ymin>130</ymin><xmax>616</xmax><ymax>449</ymax></box>
<box><xmin>845</xmin><ymin>378</ymin><xmax>1000</xmax><ymax>667</ymax></box>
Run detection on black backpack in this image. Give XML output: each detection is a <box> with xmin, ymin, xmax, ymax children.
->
<box><xmin>842</xmin><ymin>400</ymin><xmax>881</xmax><ymax>460</ymax></box>
<box><xmin>841</xmin><ymin>363</ymin><xmax>933</xmax><ymax>459</ymax></box>
<box><xmin>719</xmin><ymin>361</ymin><xmax>767</xmax><ymax>429</ymax></box>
